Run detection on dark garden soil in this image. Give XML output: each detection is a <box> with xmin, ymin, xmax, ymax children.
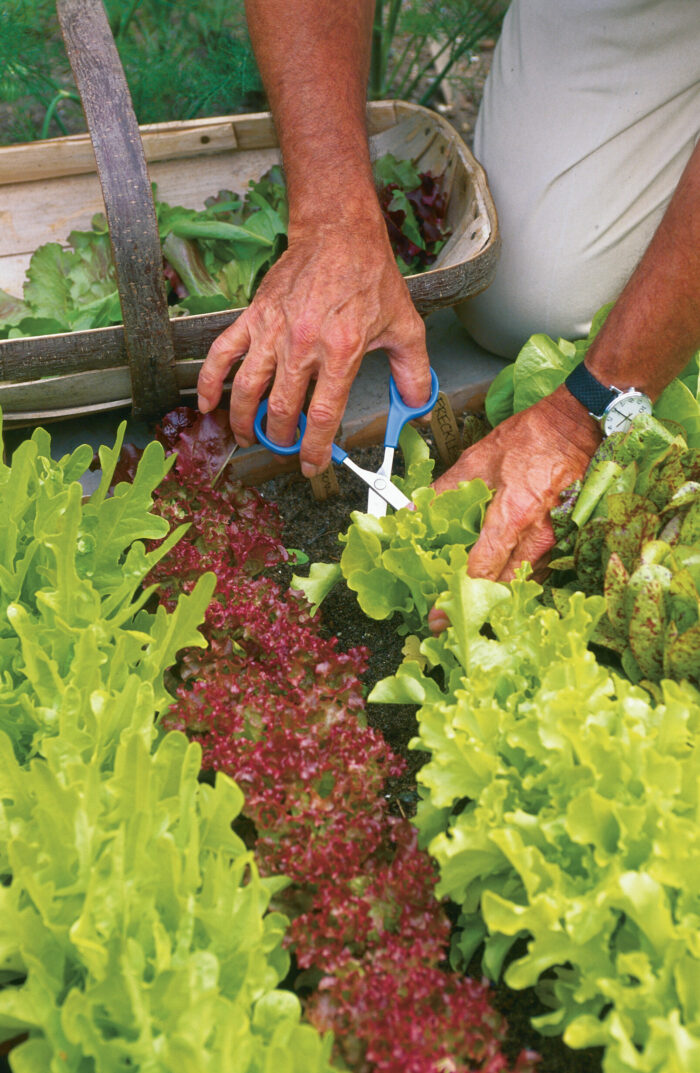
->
<box><xmin>258</xmin><ymin>429</ymin><xmax>604</xmax><ymax>1073</ymax></box>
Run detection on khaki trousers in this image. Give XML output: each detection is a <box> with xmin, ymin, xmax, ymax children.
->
<box><xmin>457</xmin><ymin>0</ymin><xmax>700</xmax><ymax>358</ymax></box>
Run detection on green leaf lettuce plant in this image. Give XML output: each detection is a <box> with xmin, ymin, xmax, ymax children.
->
<box><xmin>0</xmin><ymin>417</ymin><xmax>336</xmax><ymax>1073</ymax></box>
<box><xmin>371</xmin><ymin>568</ymin><xmax>700</xmax><ymax>1072</ymax></box>
<box><xmin>292</xmin><ymin>425</ymin><xmax>491</xmax><ymax>632</ymax></box>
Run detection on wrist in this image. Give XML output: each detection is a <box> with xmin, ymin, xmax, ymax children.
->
<box><xmin>563</xmin><ymin>359</ymin><xmax>654</xmax><ymax>437</ymax></box>
<box><xmin>284</xmin><ymin>147</ymin><xmax>379</xmax><ymax>232</ymax></box>
<box><xmin>543</xmin><ymin>384</ymin><xmax>603</xmax><ymax>455</ymax></box>
<box><xmin>288</xmin><ymin>189</ymin><xmax>388</xmax><ymax>245</ymax></box>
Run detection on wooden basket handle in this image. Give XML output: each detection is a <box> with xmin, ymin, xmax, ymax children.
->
<box><xmin>56</xmin><ymin>0</ymin><xmax>180</xmax><ymax>420</ymax></box>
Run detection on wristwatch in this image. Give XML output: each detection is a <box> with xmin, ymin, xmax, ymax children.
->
<box><xmin>564</xmin><ymin>362</ymin><xmax>653</xmax><ymax>436</ymax></box>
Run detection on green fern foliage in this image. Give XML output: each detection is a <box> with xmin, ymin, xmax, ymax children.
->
<box><xmin>0</xmin><ymin>0</ymin><xmax>263</xmax><ymax>145</ymax></box>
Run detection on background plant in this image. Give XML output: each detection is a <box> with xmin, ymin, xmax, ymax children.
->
<box><xmin>1</xmin><ymin>0</ymin><xmax>505</xmax><ymax>146</ymax></box>
<box><xmin>0</xmin><ymin>0</ymin><xmax>263</xmax><ymax>145</ymax></box>
<box><xmin>370</xmin><ymin>0</ymin><xmax>508</xmax><ymax>106</ymax></box>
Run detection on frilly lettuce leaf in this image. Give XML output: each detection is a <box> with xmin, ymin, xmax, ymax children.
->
<box><xmin>293</xmin><ymin>424</ymin><xmax>488</xmax><ymax>629</ymax></box>
<box><xmin>372</xmin><ymin>563</ymin><xmax>700</xmax><ymax>1066</ymax></box>
<box><xmin>339</xmin><ymin>478</ymin><xmax>490</xmax><ymax>633</ymax></box>
<box><xmin>0</xmin><ymin>415</ymin><xmax>335</xmax><ymax>1072</ymax></box>
<box><xmin>291</xmin><ymin>561</ymin><xmax>342</xmax><ymax>616</ymax></box>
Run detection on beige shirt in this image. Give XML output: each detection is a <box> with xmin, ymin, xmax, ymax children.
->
<box><xmin>457</xmin><ymin>0</ymin><xmax>700</xmax><ymax>357</ymax></box>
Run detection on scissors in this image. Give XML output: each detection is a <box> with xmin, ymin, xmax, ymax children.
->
<box><xmin>254</xmin><ymin>367</ymin><xmax>439</xmax><ymax>516</ymax></box>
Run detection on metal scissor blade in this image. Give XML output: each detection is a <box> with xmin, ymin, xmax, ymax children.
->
<box><xmin>366</xmin><ymin>446</ymin><xmax>395</xmax><ymax>516</ymax></box>
<box><xmin>342</xmin><ymin>456</ymin><xmax>411</xmax><ymax>512</ymax></box>
<box><xmin>211</xmin><ymin>442</ymin><xmax>239</xmax><ymax>487</ymax></box>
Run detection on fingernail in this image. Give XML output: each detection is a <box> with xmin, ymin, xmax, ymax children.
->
<box><xmin>197</xmin><ymin>394</ymin><xmax>211</xmax><ymax>414</ymax></box>
<box><xmin>301</xmin><ymin>462</ymin><xmax>320</xmax><ymax>478</ymax></box>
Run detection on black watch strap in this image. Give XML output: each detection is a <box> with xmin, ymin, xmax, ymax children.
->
<box><xmin>564</xmin><ymin>362</ymin><xmax>618</xmax><ymax>419</ymax></box>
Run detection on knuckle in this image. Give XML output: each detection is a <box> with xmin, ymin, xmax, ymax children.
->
<box><xmin>408</xmin><ymin>307</ymin><xmax>426</xmax><ymax>335</ymax></box>
<box><xmin>301</xmin><ymin>443</ymin><xmax>331</xmax><ymax>472</ymax></box>
<box><xmin>197</xmin><ymin>365</ymin><xmax>221</xmax><ymax>392</ymax></box>
<box><xmin>266</xmin><ymin>395</ymin><xmax>299</xmax><ymax>425</ymax></box>
<box><xmin>290</xmin><ymin>317</ymin><xmax>320</xmax><ymax>352</ymax></box>
<box><xmin>231</xmin><ymin>367</ymin><xmax>260</xmax><ymax>403</ymax></box>
<box><xmin>244</xmin><ymin>303</ymin><xmax>268</xmax><ymax>335</ymax></box>
<box><xmin>306</xmin><ymin>400</ymin><xmax>339</xmax><ymax>433</ymax></box>
<box><xmin>326</xmin><ymin>324</ymin><xmax>363</xmax><ymax>362</ymax></box>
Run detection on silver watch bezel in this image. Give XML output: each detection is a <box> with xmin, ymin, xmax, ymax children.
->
<box><xmin>599</xmin><ymin>388</ymin><xmax>653</xmax><ymax>436</ymax></box>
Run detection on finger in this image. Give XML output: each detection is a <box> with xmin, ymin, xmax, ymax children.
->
<box><xmin>265</xmin><ymin>368</ymin><xmax>314</xmax><ymax>450</ymax></box>
<box><xmin>263</xmin><ymin>321</ymin><xmax>321</xmax><ymax>449</ymax></box>
<box><xmin>381</xmin><ymin>316</ymin><xmax>433</xmax><ymax>409</ymax></box>
<box><xmin>229</xmin><ymin>349</ymin><xmax>278</xmax><ymax>447</ymax></box>
<box><xmin>466</xmin><ymin>494</ymin><xmax>521</xmax><ymax>581</ymax></box>
<box><xmin>431</xmin><ymin>442</ymin><xmax>491</xmax><ymax>496</ymax></box>
<box><xmin>198</xmin><ymin>314</ymin><xmax>251</xmax><ymax>413</ymax></box>
<box><xmin>298</xmin><ymin>363</ymin><xmax>357</xmax><ymax>476</ymax></box>
<box><xmin>428</xmin><ymin>605</ymin><xmax>450</xmax><ymax>635</ymax></box>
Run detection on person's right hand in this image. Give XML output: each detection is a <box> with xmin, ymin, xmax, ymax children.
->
<box><xmin>197</xmin><ymin>211</ymin><xmax>432</xmax><ymax>477</ymax></box>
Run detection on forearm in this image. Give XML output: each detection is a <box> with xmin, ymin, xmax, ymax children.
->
<box><xmin>245</xmin><ymin>0</ymin><xmax>376</xmax><ymax>230</ymax></box>
<box><xmin>558</xmin><ymin>141</ymin><xmax>700</xmax><ymax>430</ymax></box>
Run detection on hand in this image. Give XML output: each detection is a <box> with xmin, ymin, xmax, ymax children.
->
<box><xmin>431</xmin><ymin>384</ymin><xmax>602</xmax><ymax>582</ymax></box>
<box><xmin>197</xmin><ymin>213</ymin><xmax>431</xmax><ymax>477</ymax></box>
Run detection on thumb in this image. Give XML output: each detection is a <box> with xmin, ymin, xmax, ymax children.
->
<box><xmin>198</xmin><ymin>313</ymin><xmax>251</xmax><ymax>412</ymax></box>
<box><xmin>465</xmin><ymin>495</ymin><xmax>516</xmax><ymax>581</ymax></box>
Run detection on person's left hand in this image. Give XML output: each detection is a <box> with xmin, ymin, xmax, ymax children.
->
<box><xmin>431</xmin><ymin>383</ymin><xmax>602</xmax><ymax>583</ymax></box>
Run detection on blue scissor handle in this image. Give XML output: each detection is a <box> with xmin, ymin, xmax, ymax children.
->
<box><xmin>384</xmin><ymin>367</ymin><xmax>440</xmax><ymax>449</ymax></box>
<box><xmin>254</xmin><ymin>399</ymin><xmax>306</xmax><ymax>455</ymax></box>
<box><xmin>255</xmin><ymin>400</ymin><xmax>348</xmax><ymax>462</ymax></box>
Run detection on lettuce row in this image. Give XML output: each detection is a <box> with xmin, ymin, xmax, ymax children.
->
<box><xmin>0</xmin><ymin>420</ymin><xmax>335</xmax><ymax>1073</ymax></box>
<box><xmin>371</xmin><ymin>569</ymin><xmax>700</xmax><ymax>1072</ymax></box>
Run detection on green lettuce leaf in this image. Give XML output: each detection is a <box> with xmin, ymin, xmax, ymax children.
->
<box><xmin>372</xmin><ymin>563</ymin><xmax>700</xmax><ymax>1067</ymax></box>
<box><xmin>0</xmin><ymin>415</ymin><xmax>336</xmax><ymax>1072</ymax></box>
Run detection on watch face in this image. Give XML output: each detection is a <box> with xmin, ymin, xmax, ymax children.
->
<box><xmin>602</xmin><ymin>391</ymin><xmax>653</xmax><ymax>436</ymax></box>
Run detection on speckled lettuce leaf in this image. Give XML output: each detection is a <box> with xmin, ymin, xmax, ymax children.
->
<box><xmin>626</xmin><ymin>563</ymin><xmax>669</xmax><ymax>679</ymax></box>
